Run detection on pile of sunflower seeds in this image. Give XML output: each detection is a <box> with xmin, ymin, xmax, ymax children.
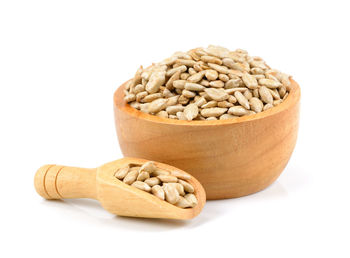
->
<box><xmin>114</xmin><ymin>161</ymin><xmax>198</xmax><ymax>208</ymax></box>
<box><xmin>123</xmin><ymin>45</ymin><xmax>291</xmax><ymax>121</ymax></box>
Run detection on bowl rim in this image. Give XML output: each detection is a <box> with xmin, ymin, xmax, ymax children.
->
<box><xmin>114</xmin><ymin>78</ymin><xmax>300</xmax><ymax>126</ymax></box>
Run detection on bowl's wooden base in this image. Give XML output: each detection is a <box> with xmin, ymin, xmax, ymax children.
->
<box><xmin>114</xmin><ymin>80</ymin><xmax>300</xmax><ymax>200</ymax></box>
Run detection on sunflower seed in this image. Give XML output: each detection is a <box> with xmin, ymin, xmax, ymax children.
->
<box><xmin>184</xmin><ymin>104</ymin><xmax>199</xmax><ymax>121</ymax></box>
<box><xmin>131</xmin><ymin>181</ymin><xmax>151</xmax><ymax>192</ymax></box>
<box><xmin>201</xmin><ymin>107</ymin><xmax>228</xmax><ymax>117</ymax></box>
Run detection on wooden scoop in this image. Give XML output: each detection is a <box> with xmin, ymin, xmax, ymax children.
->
<box><xmin>34</xmin><ymin>157</ymin><xmax>206</xmax><ymax>220</ymax></box>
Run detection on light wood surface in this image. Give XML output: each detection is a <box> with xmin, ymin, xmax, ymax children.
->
<box><xmin>34</xmin><ymin>158</ymin><xmax>206</xmax><ymax>220</ymax></box>
<box><xmin>114</xmin><ymin>79</ymin><xmax>301</xmax><ymax>200</ymax></box>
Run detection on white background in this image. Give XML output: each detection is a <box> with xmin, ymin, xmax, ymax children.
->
<box><xmin>1</xmin><ymin>0</ymin><xmax>349</xmax><ymax>257</ymax></box>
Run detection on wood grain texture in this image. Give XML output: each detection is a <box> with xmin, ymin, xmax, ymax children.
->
<box><xmin>34</xmin><ymin>158</ymin><xmax>206</xmax><ymax>220</ymax></box>
<box><xmin>114</xmin><ymin>79</ymin><xmax>301</xmax><ymax>200</ymax></box>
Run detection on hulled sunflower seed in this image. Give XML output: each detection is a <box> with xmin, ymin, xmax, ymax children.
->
<box><xmin>185</xmin><ymin>82</ymin><xmax>205</xmax><ymax>91</ymax></box>
<box><xmin>123</xmin><ymin>170</ymin><xmax>138</xmax><ymax>185</ymax></box>
<box><xmin>184</xmin><ymin>104</ymin><xmax>199</xmax><ymax>121</ymax></box>
<box><xmin>242</xmin><ymin>73</ymin><xmax>258</xmax><ymax>89</ymax></box>
<box><xmin>157</xmin><ymin>175</ymin><xmax>178</xmax><ymax>183</ymax></box>
<box><xmin>201</xmin><ymin>107</ymin><xmax>227</xmax><ymax>117</ymax></box>
<box><xmin>144</xmin><ymin>177</ymin><xmax>161</xmax><ymax>187</ymax></box>
<box><xmin>249</xmin><ymin>97</ymin><xmax>264</xmax><ymax>113</ymax></box>
<box><xmin>148</xmin><ymin>98</ymin><xmax>168</xmax><ymax>114</ymax></box>
<box><xmin>234</xmin><ymin>91</ymin><xmax>250</xmax><ymax>109</ymax></box>
<box><xmin>163</xmin><ymin>184</ymin><xmax>180</xmax><ymax>204</ymax></box>
<box><xmin>114</xmin><ymin>165</ymin><xmax>130</xmax><ymax>180</ymax></box>
<box><xmin>205</xmin><ymin>88</ymin><xmax>229</xmax><ymax>101</ymax></box>
<box><xmin>259</xmin><ymin>86</ymin><xmax>273</xmax><ymax>104</ymax></box>
<box><xmin>152</xmin><ymin>185</ymin><xmax>165</xmax><ymax>200</ymax></box>
<box><xmin>137</xmin><ymin>171</ymin><xmax>150</xmax><ymax>181</ymax></box>
<box><xmin>184</xmin><ymin>193</ymin><xmax>198</xmax><ymax>207</ymax></box>
<box><xmin>131</xmin><ymin>181</ymin><xmax>151</xmax><ymax>192</ymax></box>
<box><xmin>228</xmin><ymin>106</ymin><xmax>250</xmax><ymax>116</ymax></box>
<box><xmin>178</xmin><ymin>179</ymin><xmax>194</xmax><ymax>193</ymax></box>
<box><xmin>205</xmin><ymin>69</ymin><xmax>219</xmax><ymax>81</ymax></box>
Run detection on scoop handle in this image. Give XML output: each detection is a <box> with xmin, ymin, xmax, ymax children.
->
<box><xmin>34</xmin><ymin>165</ymin><xmax>97</xmax><ymax>200</ymax></box>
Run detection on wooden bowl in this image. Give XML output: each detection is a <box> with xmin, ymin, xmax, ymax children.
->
<box><xmin>113</xmin><ymin>80</ymin><xmax>300</xmax><ymax>200</ymax></box>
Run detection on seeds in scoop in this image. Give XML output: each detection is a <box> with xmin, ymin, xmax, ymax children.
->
<box><xmin>124</xmin><ymin>45</ymin><xmax>291</xmax><ymax>121</ymax></box>
<box><xmin>131</xmin><ymin>181</ymin><xmax>151</xmax><ymax>192</ymax></box>
<box><xmin>115</xmin><ymin>161</ymin><xmax>197</xmax><ymax>208</ymax></box>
